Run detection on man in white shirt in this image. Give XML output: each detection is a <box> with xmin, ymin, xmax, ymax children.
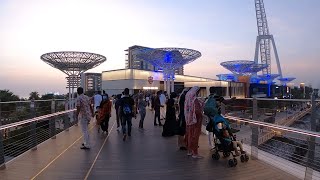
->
<box><xmin>93</xmin><ymin>91</ymin><xmax>103</xmax><ymax>115</ymax></box>
<box><xmin>76</xmin><ymin>87</ymin><xmax>94</xmax><ymax>149</ymax></box>
<box><xmin>159</xmin><ymin>90</ymin><xmax>166</xmax><ymax>120</ymax></box>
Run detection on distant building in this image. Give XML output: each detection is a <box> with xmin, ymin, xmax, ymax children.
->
<box><xmin>300</xmin><ymin>83</ymin><xmax>306</xmax><ymax>98</ymax></box>
<box><xmin>125</xmin><ymin>45</ymin><xmax>184</xmax><ymax>75</ymax></box>
<box><xmin>80</xmin><ymin>73</ymin><xmax>102</xmax><ymax>92</ymax></box>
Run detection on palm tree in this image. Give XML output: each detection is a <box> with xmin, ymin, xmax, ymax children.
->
<box><xmin>29</xmin><ymin>91</ymin><xmax>40</xmax><ymax>100</ymax></box>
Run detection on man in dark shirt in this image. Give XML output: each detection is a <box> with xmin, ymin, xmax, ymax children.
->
<box><xmin>119</xmin><ymin>88</ymin><xmax>135</xmax><ymax>141</ymax></box>
<box><xmin>153</xmin><ymin>91</ymin><xmax>162</xmax><ymax>126</ymax></box>
<box><xmin>114</xmin><ymin>94</ymin><xmax>122</xmax><ymax>131</ymax></box>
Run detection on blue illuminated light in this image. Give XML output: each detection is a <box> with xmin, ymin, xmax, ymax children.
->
<box><xmin>165</xmin><ymin>52</ymin><xmax>172</xmax><ymax>63</ymax></box>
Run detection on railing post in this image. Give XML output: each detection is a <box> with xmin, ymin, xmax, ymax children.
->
<box><xmin>221</xmin><ymin>103</ymin><xmax>226</xmax><ymax>115</ymax></box>
<box><xmin>50</xmin><ymin>99</ymin><xmax>56</xmax><ymax>139</ymax></box>
<box><xmin>30</xmin><ymin>99</ymin><xmax>37</xmax><ymax>150</ymax></box>
<box><xmin>64</xmin><ymin>100</ymin><xmax>70</xmax><ymax>131</ymax></box>
<box><xmin>251</xmin><ymin>97</ymin><xmax>259</xmax><ymax>160</ymax></box>
<box><xmin>305</xmin><ymin>94</ymin><xmax>316</xmax><ymax>180</ymax></box>
<box><xmin>0</xmin><ymin>99</ymin><xmax>6</xmax><ymax>169</ymax></box>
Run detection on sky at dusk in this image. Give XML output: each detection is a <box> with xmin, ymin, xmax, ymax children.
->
<box><xmin>0</xmin><ymin>0</ymin><xmax>319</xmax><ymax>98</ymax></box>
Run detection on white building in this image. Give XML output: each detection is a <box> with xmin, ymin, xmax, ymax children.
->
<box><xmin>101</xmin><ymin>69</ymin><xmax>245</xmax><ymax>98</ymax></box>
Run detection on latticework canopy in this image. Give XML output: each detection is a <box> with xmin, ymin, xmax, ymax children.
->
<box><xmin>220</xmin><ymin>60</ymin><xmax>267</xmax><ymax>76</ymax></box>
<box><xmin>135</xmin><ymin>47</ymin><xmax>201</xmax><ymax>73</ymax></box>
<box><xmin>41</xmin><ymin>51</ymin><xmax>106</xmax><ymax>76</ymax></box>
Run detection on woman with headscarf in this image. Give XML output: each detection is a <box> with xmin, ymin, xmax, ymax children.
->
<box><xmin>176</xmin><ymin>88</ymin><xmax>190</xmax><ymax>150</ymax></box>
<box><xmin>184</xmin><ymin>86</ymin><xmax>204</xmax><ymax>158</ymax></box>
<box><xmin>97</xmin><ymin>97</ymin><xmax>112</xmax><ymax>134</ymax></box>
<box><xmin>162</xmin><ymin>92</ymin><xmax>178</xmax><ymax>137</ymax></box>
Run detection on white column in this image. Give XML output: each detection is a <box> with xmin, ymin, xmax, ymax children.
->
<box><xmin>71</xmin><ymin>88</ymin><xmax>74</xmax><ymax>109</ymax></box>
<box><xmin>167</xmin><ymin>80</ymin><xmax>170</xmax><ymax>94</ymax></box>
<box><xmin>164</xmin><ymin>79</ymin><xmax>167</xmax><ymax>92</ymax></box>
<box><xmin>68</xmin><ymin>87</ymin><xmax>72</xmax><ymax>109</ymax></box>
<box><xmin>170</xmin><ymin>79</ymin><xmax>174</xmax><ymax>94</ymax></box>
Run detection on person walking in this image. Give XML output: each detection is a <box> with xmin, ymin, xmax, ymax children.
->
<box><xmin>138</xmin><ymin>94</ymin><xmax>147</xmax><ymax>129</ymax></box>
<box><xmin>162</xmin><ymin>92</ymin><xmax>178</xmax><ymax>137</ymax></box>
<box><xmin>184</xmin><ymin>86</ymin><xmax>204</xmax><ymax>158</ymax></box>
<box><xmin>93</xmin><ymin>90</ymin><xmax>103</xmax><ymax>118</ymax></box>
<box><xmin>76</xmin><ymin>87</ymin><xmax>94</xmax><ymax>150</ymax></box>
<box><xmin>159</xmin><ymin>90</ymin><xmax>166</xmax><ymax>120</ymax></box>
<box><xmin>119</xmin><ymin>88</ymin><xmax>135</xmax><ymax>141</ymax></box>
<box><xmin>153</xmin><ymin>91</ymin><xmax>163</xmax><ymax>126</ymax></box>
<box><xmin>115</xmin><ymin>94</ymin><xmax>122</xmax><ymax>131</ymax></box>
<box><xmin>97</xmin><ymin>96</ymin><xmax>112</xmax><ymax>134</ymax></box>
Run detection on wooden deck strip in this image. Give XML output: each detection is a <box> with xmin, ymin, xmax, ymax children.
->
<box><xmin>0</xmin><ymin>124</ymin><xmax>89</xmax><ymax>180</ymax></box>
<box><xmin>0</xmin><ymin>110</ymin><xmax>299</xmax><ymax>180</ymax></box>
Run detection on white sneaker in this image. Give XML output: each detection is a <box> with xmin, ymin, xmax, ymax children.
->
<box><xmin>192</xmin><ymin>155</ymin><xmax>204</xmax><ymax>159</ymax></box>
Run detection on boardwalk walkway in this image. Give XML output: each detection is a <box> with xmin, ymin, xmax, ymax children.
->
<box><xmin>0</xmin><ymin>110</ymin><xmax>299</xmax><ymax>180</ymax></box>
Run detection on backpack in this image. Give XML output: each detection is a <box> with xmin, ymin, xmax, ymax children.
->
<box><xmin>122</xmin><ymin>100</ymin><xmax>132</xmax><ymax>116</ymax></box>
<box><xmin>203</xmin><ymin>95</ymin><xmax>218</xmax><ymax>117</ymax></box>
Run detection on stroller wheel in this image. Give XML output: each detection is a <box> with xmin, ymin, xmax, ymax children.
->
<box><xmin>240</xmin><ymin>155</ymin><xmax>245</xmax><ymax>162</ymax></box>
<box><xmin>245</xmin><ymin>154</ymin><xmax>249</xmax><ymax>162</ymax></box>
<box><xmin>233</xmin><ymin>158</ymin><xmax>238</xmax><ymax>166</ymax></box>
<box><xmin>212</xmin><ymin>153</ymin><xmax>220</xmax><ymax>160</ymax></box>
<box><xmin>228</xmin><ymin>159</ymin><xmax>234</xmax><ymax>167</ymax></box>
<box><xmin>223</xmin><ymin>152</ymin><xmax>230</xmax><ymax>157</ymax></box>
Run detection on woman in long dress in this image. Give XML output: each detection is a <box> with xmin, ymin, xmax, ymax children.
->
<box><xmin>177</xmin><ymin>88</ymin><xmax>190</xmax><ymax>150</ymax></box>
<box><xmin>162</xmin><ymin>92</ymin><xmax>178</xmax><ymax>137</ymax></box>
<box><xmin>184</xmin><ymin>86</ymin><xmax>204</xmax><ymax>158</ymax></box>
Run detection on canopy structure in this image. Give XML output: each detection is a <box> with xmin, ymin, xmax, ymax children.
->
<box><xmin>258</xmin><ymin>74</ymin><xmax>280</xmax><ymax>84</ymax></box>
<box><xmin>136</xmin><ymin>46</ymin><xmax>201</xmax><ymax>94</ymax></box>
<box><xmin>250</xmin><ymin>76</ymin><xmax>262</xmax><ymax>83</ymax></box>
<box><xmin>41</xmin><ymin>51</ymin><xmax>106</xmax><ymax>108</ymax></box>
<box><xmin>220</xmin><ymin>60</ymin><xmax>267</xmax><ymax>76</ymax></box>
<box><xmin>216</xmin><ymin>74</ymin><xmax>237</xmax><ymax>81</ymax></box>
<box><xmin>278</xmin><ymin>77</ymin><xmax>296</xmax><ymax>86</ymax></box>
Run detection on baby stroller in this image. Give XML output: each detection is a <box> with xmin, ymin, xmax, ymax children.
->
<box><xmin>210</xmin><ymin>115</ymin><xmax>249</xmax><ymax>167</ymax></box>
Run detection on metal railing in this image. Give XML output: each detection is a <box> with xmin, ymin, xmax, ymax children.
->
<box><xmin>0</xmin><ymin>99</ymin><xmax>70</xmax><ymax>125</ymax></box>
<box><xmin>0</xmin><ymin>96</ymin><xmax>319</xmax><ymax>179</ymax></box>
<box><xmin>218</xmin><ymin>94</ymin><xmax>320</xmax><ymax>180</ymax></box>
<box><xmin>0</xmin><ymin>99</ymin><xmax>76</xmax><ymax>170</ymax></box>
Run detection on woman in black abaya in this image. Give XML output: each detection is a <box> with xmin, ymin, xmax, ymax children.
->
<box><xmin>162</xmin><ymin>92</ymin><xmax>177</xmax><ymax>137</ymax></box>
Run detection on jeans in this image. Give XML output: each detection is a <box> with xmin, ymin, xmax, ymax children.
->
<box><xmin>139</xmin><ymin>110</ymin><xmax>146</xmax><ymax>128</ymax></box>
<box><xmin>80</xmin><ymin>117</ymin><xmax>90</xmax><ymax>147</ymax></box>
<box><xmin>122</xmin><ymin>115</ymin><xmax>132</xmax><ymax>135</ymax></box>
<box><xmin>116</xmin><ymin>109</ymin><xmax>120</xmax><ymax>127</ymax></box>
<box><xmin>154</xmin><ymin>109</ymin><xmax>161</xmax><ymax>125</ymax></box>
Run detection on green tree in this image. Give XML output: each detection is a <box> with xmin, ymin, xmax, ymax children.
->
<box><xmin>291</xmin><ymin>87</ymin><xmax>303</xmax><ymax>99</ymax></box>
<box><xmin>29</xmin><ymin>91</ymin><xmax>40</xmax><ymax>100</ymax></box>
<box><xmin>0</xmin><ymin>89</ymin><xmax>20</xmax><ymax>102</ymax></box>
<box><xmin>0</xmin><ymin>90</ymin><xmax>20</xmax><ymax>123</ymax></box>
<box><xmin>41</xmin><ymin>94</ymin><xmax>54</xmax><ymax>100</ymax></box>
